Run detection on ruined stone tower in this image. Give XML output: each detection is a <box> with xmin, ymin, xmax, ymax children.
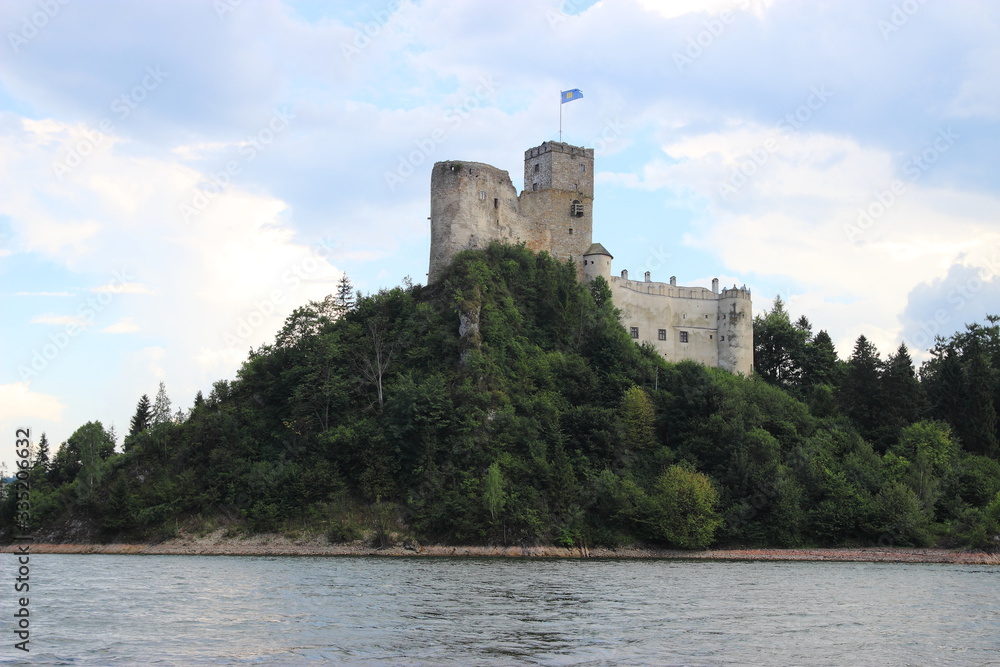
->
<box><xmin>426</xmin><ymin>141</ymin><xmax>754</xmax><ymax>375</ymax></box>
<box><xmin>428</xmin><ymin>141</ymin><xmax>594</xmax><ymax>283</ymax></box>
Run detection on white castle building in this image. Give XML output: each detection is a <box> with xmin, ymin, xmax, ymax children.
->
<box><xmin>427</xmin><ymin>140</ymin><xmax>753</xmax><ymax>374</ymax></box>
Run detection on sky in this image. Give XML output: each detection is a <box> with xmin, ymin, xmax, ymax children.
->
<box><xmin>1</xmin><ymin>0</ymin><xmax>999</xmax><ymax>461</ymax></box>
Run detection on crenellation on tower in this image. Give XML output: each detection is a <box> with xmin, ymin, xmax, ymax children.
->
<box><xmin>426</xmin><ymin>141</ymin><xmax>754</xmax><ymax>374</ymax></box>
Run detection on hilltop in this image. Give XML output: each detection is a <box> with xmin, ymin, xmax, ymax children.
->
<box><xmin>4</xmin><ymin>243</ymin><xmax>999</xmax><ymax>552</ymax></box>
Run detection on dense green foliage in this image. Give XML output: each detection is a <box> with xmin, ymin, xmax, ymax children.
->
<box><xmin>3</xmin><ymin>245</ymin><xmax>998</xmax><ymax>550</ymax></box>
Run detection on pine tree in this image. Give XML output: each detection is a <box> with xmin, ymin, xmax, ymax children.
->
<box><xmin>335</xmin><ymin>274</ymin><xmax>355</xmax><ymax>314</ymax></box>
<box><xmin>925</xmin><ymin>345</ymin><xmax>966</xmax><ymax>429</ymax></box>
<box><xmin>34</xmin><ymin>432</ymin><xmax>50</xmax><ymax>471</ymax></box>
<box><xmin>801</xmin><ymin>330</ymin><xmax>840</xmax><ymax>387</ymax></box>
<box><xmin>129</xmin><ymin>394</ymin><xmax>152</xmax><ymax>436</ymax></box>
<box><xmin>839</xmin><ymin>335</ymin><xmax>884</xmax><ymax>444</ymax></box>
<box><xmin>880</xmin><ymin>343</ymin><xmax>925</xmax><ymax>444</ymax></box>
<box><xmin>151</xmin><ymin>382</ymin><xmax>172</xmax><ymax>426</ymax></box>
<box><xmin>962</xmin><ymin>337</ymin><xmax>999</xmax><ymax>457</ymax></box>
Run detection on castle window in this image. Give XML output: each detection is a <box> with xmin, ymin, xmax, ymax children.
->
<box><xmin>630</xmin><ymin>327</ymin><xmax>639</xmax><ymax>339</ymax></box>
<box><xmin>479</xmin><ymin>190</ymin><xmax>486</xmax><ymax>201</ymax></box>
<box><xmin>534</xmin><ymin>163</ymin><xmax>540</xmax><ymax>174</ymax></box>
<box><xmin>710</xmin><ymin>335</ymin><xmax>713</xmax><ymax>340</ymax></box>
<box><xmin>494</xmin><ymin>198</ymin><xmax>498</xmax><ymax>209</ymax></box>
<box><xmin>658</xmin><ymin>329</ymin><xmax>666</xmax><ymax>341</ymax></box>
<box><xmin>571</xmin><ymin>200</ymin><xmax>584</xmax><ymax>217</ymax></box>
<box><xmin>680</xmin><ymin>331</ymin><xmax>689</xmax><ymax>343</ymax></box>
<box><xmin>533</xmin><ymin>183</ymin><xmax>538</xmax><ymax>192</ymax></box>
<box><xmin>581</xmin><ymin>165</ymin><xmax>586</xmax><ymax>173</ymax></box>
<box><xmin>721</xmin><ymin>336</ymin><xmax>725</xmax><ymax>341</ymax></box>
<box><xmin>568</xmin><ymin>228</ymin><xmax>573</xmax><ymax>235</ymax></box>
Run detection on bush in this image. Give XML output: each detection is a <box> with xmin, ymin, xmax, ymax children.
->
<box><xmin>650</xmin><ymin>464</ymin><xmax>722</xmax><ymax>549</ymax></box>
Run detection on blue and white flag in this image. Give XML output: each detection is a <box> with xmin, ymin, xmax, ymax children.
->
<box><xmin>561</xmin><ymin>89</ymin><xmax>583</xmax><ymax>104</ymax></box>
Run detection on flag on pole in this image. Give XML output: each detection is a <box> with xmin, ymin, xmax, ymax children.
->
<box><xmin>561</xmin><ymin>89</ymin><xmax>583</xmax><ymax>104</ymax></box>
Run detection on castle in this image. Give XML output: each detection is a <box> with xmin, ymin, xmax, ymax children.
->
<box><xmin>427</xmin><ymin>141</ymin><xmax>753</xmax><ymax>375</ymax></box>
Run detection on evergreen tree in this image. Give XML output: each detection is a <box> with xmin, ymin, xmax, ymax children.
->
<box><xmin>125</xmin><ymin>394</ymin><xmax>151</xmax><ymax>452</ymax></box>
<box><xmin>33</xmin><ymin>432</ymin><xmax>50</xmax><ymax>471</ymax></box>
<box><xmin>962</xmin><ymin>337</ymin><xmax>999</xmax><ymax>457</ymax></box>
<box><xmin>753</xmin><ymin>296</ymin><xmax>808</xmax><ymax>388</ymax></box>
<box><xmin>151</xmin><ymin>382</ymin><xmax>172</xmax><ymax>426</ymax></box>
<box><xmin>335</xmin><ymin>274</ymin><xmax>355</xmax><ymax>314</ymax></box>
<box><xmin>880</xmin><ymin>343</ymin><xmax>925</xmax><ymax>444</ymax></box>
<box><xmin>801</xmin><ymin>330</ymin><xmax>840</xmax><ymax>387</ymax></box>
<box><xmin>924</xmin><ymin>345</ymin><xmax>966</xmax><ymax>429</ymax></box>
<box><xmin>839</xmin><ymin>335</ymin><xmax>883</xmax><ymax>444</ymax></box>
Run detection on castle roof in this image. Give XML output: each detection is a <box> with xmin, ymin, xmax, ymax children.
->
<box><xmin>584</xmin><ymin>242</ymin><xmax>613</xmax><ymax>258</ymax></box>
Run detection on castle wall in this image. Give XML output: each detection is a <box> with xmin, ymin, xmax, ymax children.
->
<box><xmin>611</xmin><ymin>277</ymin><xmax>722</xmax><ymax>368</ymax></box>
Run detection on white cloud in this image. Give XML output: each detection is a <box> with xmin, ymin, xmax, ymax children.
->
<box><xmin>102</xmin><ymin>317</ymin><xmax>140</xmax><ymax>334</ymax></box>
<box><xmin>637</xmin><ymin>0</ymin><xmax>778</xmax><ymax>20</ymax></box>
<box><xmin>135</xmin><ymin>347</ymin><xmax>167</xmax><ymax>381</ymax></box>
<box><xmin>90</xmin><ymin>282</ymin><xmax>154</xmax><ymax>295</ymax></box>
<box><xmin>612</xmin><ymin>121</ymin><xmax>1000</xmax><ymax>357</ymax></box>
<box><xmin>30</xmin><ymin>314</ymin><xmax>90</xmax><ymax>327</ymax></box>
<box><xmin>0</xmin><ymin>382</ymin><xmax>66</xmax><ymax>422</ymax></box>
<box><xmin>16</xmin><ymin>291</ymin><xmax>74</xmax><ymax>297</ymax></box>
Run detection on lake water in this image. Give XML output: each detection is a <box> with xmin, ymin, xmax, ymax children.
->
<box><xmin>2</xmin><ymin>555</ymin><xmax>998</xmax><ymax>665</ymax></box>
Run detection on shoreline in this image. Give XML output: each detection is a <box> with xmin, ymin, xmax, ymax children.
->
<box><xmin>2</xmin><ymin>534</ymin><xmax>998</xmax><ymax>564</ymax></box>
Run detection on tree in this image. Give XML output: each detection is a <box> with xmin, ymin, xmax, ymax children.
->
<box><xmin>151</xmin><ymin>382</ymin><xmax>172</xmax><ymax>426</ymax></box>
<box><xmin>880</xmin><ymin>344</ymin><xmax>925</xmax><ymax>444</ymax></box>
<box><xmin>839</xmin><ymin>335</ymin><xmax>883</xmax><ymax>444</ymax></box>
<box><xmin>889</xmin><ymin>420</ymin><xmax>959</xmax><ymax>513</ymax></box>
<box><xmin>650</xmin><ymin>464</ymin><xmax>722</xmax><ymax>549</ymax></box>
<box><xmin>129</xmin><ymin>394</ymin><xmax>152</xmax><ymax>437</ymax></box>
<box><xmin>961</xmin><ymin>336</ymin><xmax>999</xmax><ymax>457</ymax></box>
<box><xmin>354</xmin><ymin>313</ymin><xmax>397</xmax><ymax>412</ymax></box>
<box><xmin>483</xmin><ymin>462</ymin><xmax>506</xmax><ymax>523</ymax></box>
<box><xmin>33</xmin><ymin>432</ymin><xmax>50</xmax><ymax>472</ymax></box>
<box><xmin>335</xmin><ymin>274</ymin><xmax>355</xmax><ymax>314</ymax></box>
<box><xmin>923</xmin><ymin>345</ymin><xmax>966</xmax><ymax>432</ymax></box>
<box><xmin>753</xmin><ymin>296</ymin><xmax>808</xmax><ymax>387</ymax></box>
<box><xmin>50</xmin><ymin>421</ymin><xmax>116</xmax><ymax>497</ymax></box>
<box><xmin>589</xmin><ymin>275</ymin><xmax>612</xmax><ymax>307</ymax></box>
<box><xmin>619</xmin><ymin>385</ymin><xmax>656</xmax><ymax>451</ymax></box>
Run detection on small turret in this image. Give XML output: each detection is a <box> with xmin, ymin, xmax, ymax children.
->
<box><xmin>582</xmin><ymin>242</ymin><xmax>613</xmax><ymax>282</ymax></box>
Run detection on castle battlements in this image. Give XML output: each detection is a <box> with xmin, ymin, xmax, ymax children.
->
<box><xmin>427</xmin><ymin>141</ymin><xmax>753</xmax><ymax>374</ymax></box>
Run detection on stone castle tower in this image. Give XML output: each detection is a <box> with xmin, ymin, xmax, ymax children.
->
<box><xmin>429</xmin><ymin>141</ymin><xmax>593</xmax><ymax>283</ymax></box>
<box><xmin>428</xmin><ymin>141</ymin><xmax>753</xmax><ymax>375</ymax></box>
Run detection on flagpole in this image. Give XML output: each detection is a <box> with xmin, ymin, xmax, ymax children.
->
<box><xmin>559</xmin><ymin>96</ymin><xmax>562</xmax><ymax>142</ymax></box>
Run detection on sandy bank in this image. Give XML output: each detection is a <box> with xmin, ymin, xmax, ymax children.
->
<box><xmin>2</xmin><ymin>532</ymin><xmax>998</xmax><ymax>564</ymax></box>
